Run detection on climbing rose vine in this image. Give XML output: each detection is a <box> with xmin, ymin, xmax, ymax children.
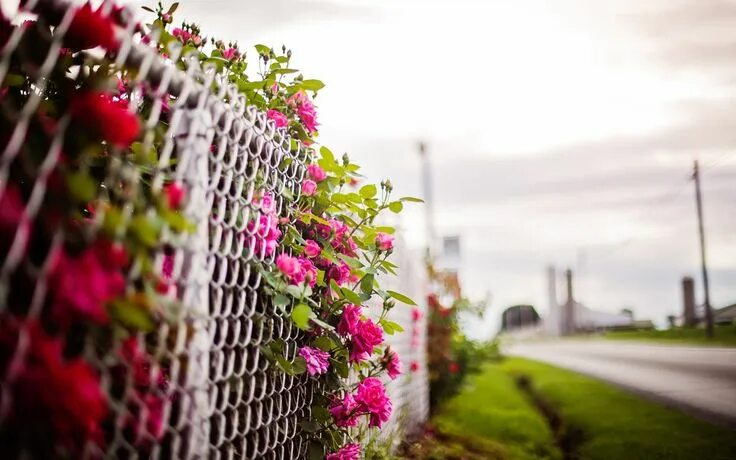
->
<box><xmin>0</xmin><ymin>1</ymin><xmax>420</xmax><ymax>458</ymax></box>
<box><xmin>144</xmin><ymin>3</ymin><xmax>423</xmax><ymax>457</ymax></box>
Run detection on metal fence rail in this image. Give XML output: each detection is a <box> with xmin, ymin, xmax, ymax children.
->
<box><xmin>0</xmin><ymin>1</ymin><xmax>427</xmax><ymax>458</ymax></box>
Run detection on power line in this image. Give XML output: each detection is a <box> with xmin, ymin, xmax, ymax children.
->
<box><xmin>702</xmin><ymin>150</ymin><xmax>736</xmax><ymax>171</ymax></box>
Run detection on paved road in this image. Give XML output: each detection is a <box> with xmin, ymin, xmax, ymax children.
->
<box><xmin>504</xmin><ymin>339</ymin><xmax>736</xmax><ymax>428</ymax></box>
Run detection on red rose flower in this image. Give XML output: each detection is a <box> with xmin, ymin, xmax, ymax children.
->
<box><xmin>69</xmin><ymin>91</ymin><xmax>140</xmax><ymax>147</ymax></box>
<box><xmin>49</xmin><ymin>239</ymin><xmax>127</xmax><ymax>326</ymax></box>
<box><xmin>0</xmin><ymin>185</ymin><xmax>26</xmax><ymax>258</ymax></box>
<box><xmin>163</xmin><ymin>182</ymin><xmax>185</xmax><ymax>209</ymax></box>
<box><xmin>2</xmin><ymin>319</ymin><xmax>108</xmax><ymax>453</ymax></box>
<box><xmin>64</xmin><ymin>3</ymin><xmax>118</xmax><ymax>51</ymax></box>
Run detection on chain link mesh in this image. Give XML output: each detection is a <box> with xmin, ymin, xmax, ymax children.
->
<box><xmin>0</xmin><ymin>1</ymin><xmax>428</xmax><ymax>458</ymax></box>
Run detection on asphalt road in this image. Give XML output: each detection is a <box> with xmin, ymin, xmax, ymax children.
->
<box><xmin>504</xmin><ymin>339</ymin><xmax>736</xmax><ymax>428</ymax></box>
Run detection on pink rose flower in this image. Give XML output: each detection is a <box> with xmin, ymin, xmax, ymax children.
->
<box><xmin>337</xmin><ymin>304</ymin><xmax>362</xmax><ymax>337</ymax></box>
<box><xmin>259</xmin><ymin>193</ymin><xmax>275</xmax><ymax>213</ymax></box>
<box><xmin>286</xmin><ymin>90</ymin><xmax>319</xmax><ymax>134</ymax></box>
<box><xmin>328</xmin><ymin>261</ymin><xmax>352</xmax><ymax>286</ymax></box>
<box><xmin>328</xmin><ymin>393</ymin><xmax>360</xmax><ymax>428</ymax></box>
<box><xmin>326</xmin><ymin>443</ymin><xmax>361</xmax><ymax>460</ymax></box>
<box><xmin>301</xmin><ymin>179</ymin><xmax>317</xmax><ymax>196</ymax></box>
<box><xmin>270</xmin><ymin>82</ymin><xmax>279</xmax><ymax>94</ymax></box>
<box><xmin>329</xmin><ymin>218</ymin><xmax>357</xmax><ymax>256</ymax></box>
<box><xmin>303</xmin><ymin>239</ymin><xmax>321</xmax><ymax>258</ymax></box>
<box><xmin>355</xmin><ymin>377</ymin><xmax>392</xmax><ymax>428</ymax></box>
<box><xmin>410</xmin><ymin>361</ymin><xmax>419</xmax><ymax>373</ymax></box>
<box><xmin>384</xmin><ymin>348</ymin><xmax>402</xmax><ymax>380</ymax></box>
<box><xmin>375</xmin><ymin>232</ymin><xmax>394</xmax><ymax>251</ymax></box>
<box><xmin>307</xmin><ymin>164</ymin><xmax>326</xmax><ymax>182</ymax></box>
<box><xmin>298</xmin><ymin>256</ymin><xmax>317</xmax><ymax>288</ymax></box>
<box><xmin>172</xmin><ymin>27</ymin><xmax>191</xmax><ymax>43</ymax></box>
<box><xmin>276</xmin><ymin>254</ymin><xmax>300</xmax><ymax>277</ymax></box>
<box><xmin>267</xmin><ymin>109</ymin><xmax>288</xmax><ymax>128</ymax></box>
<box><xmin>244</xmin><ymin>194</ymin><xmax>281</xmax><ymax>257</ymax></box>
<box><xmin>296</xmin><ymin>101</ymin><xmax>319</xmax><ymax>134</ymax></box>
<box><xmin>298</xmin><ymin>346</ymin><xmax>330</xmax><ymax>376</ymax></box>
<box><xmin>222</xmin><ymin>47</ymin><xmax>237</xmax><ymax>60</ymax></box>
<box><xmin>411</xmin><ymin>307</ymin><xmax>422</xmax><ymax>322</ymax></box>
<box><xmin>350</xmin><ymin>318</ymin><xmax>384</xmax><ymax>363</ymax></box>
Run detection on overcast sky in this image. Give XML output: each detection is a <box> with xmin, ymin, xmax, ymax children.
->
<box><xmin>7</xmin><ymin>0</ymin><xmax>736</xmax><ymax>337</ymax></box>
<box><xmin>130</xmin><ymin>0</ymin><xmax>736</xmax><ymax>337</ymax></box>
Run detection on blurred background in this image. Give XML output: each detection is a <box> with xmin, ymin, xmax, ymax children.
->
<box><xmin>113</xmin><ymin>0</ymin><xmax>736</xmax><ymax>337</ymax></box>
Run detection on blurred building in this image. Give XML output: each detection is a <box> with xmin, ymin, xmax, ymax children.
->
<box><xmin>501</xmin><ymin>304</ymin><xmax>540</xmax><ymax>331</ymax></box>
<box><xmin>545</xmin><ymin>267</ymin><xmax>634</xmax><ymax>335</ymax></box>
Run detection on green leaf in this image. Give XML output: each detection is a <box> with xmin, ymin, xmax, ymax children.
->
<box><xmin>273</xmin><ymin>293</ymin><xmax>290</xmax><ymax>307</ymax></box>
<box><xmin>359</xmin><ymin>184</ymin><xmax>377</xmax><ymax>199</ymax></box>
<box><xmin>300</xmin><ymin>79</ymin><xmax>325</xmax><ymax>91</ymax></box>
<box><xmin>387</xmin><ymin>290</ymin><xmax>417</xmax><ymax>305</ymax></box>
<box><xmin>3</xmin><ymin>73</ymin><xmax>25</xmax><ymax>87</ymax></box>
<box><xmin>308</xmin><ymin>441</ymin><xmax>325</xmax><ymax>460</ymax></box>
<box><xmin>292</xmin><ymin>356</ymin><xmax>307</xmax><ymax>374</ymax></box>
<box><xmin>380</xmin><ymin>319</ymin><xmax>405</xmax><ymax>335</ymax></box>
<box><xmin>313</xmin><ymin>336</ymin><xmax>334</xmax><ymax>351</ymax></box>
<box><xmin>299</xmin><ymin>420</ymin><xmax>321</xmax><ymax>433</ymax></box>
<box><xmin>255</xmin><ymin>44</ymin><xmax>270</xmax><ymax>55</ymax></box>
<box><xmin>272</xmin><ymin>68</ymin><xmax>298</xmax><ymax>75</ymax></box>
<box><xmin>339</xmin><ymin>287</ymin><xmax>363</xmax><ymax>305</ymax></box>
<box><xmin>275</xmin><ymin>354</ymin><xmax>293</xmax><ymax>373</ymax></box>
<box><xmin>346</xmin><ymin>192</ymin><xmax>362</xmax><ymax>203</ymax></box>
<box><xmin>374</xmin><ymin>226</ymin><xmax>395</xmax><ymax>234</ymax></box>
<box><xmin>388</xmin><ymin>201</ymin><xmax>403</xmax><ymax>213</ymax></box>
<box><xmin>311</xmin><ymin>317</ymin><xmax>335</xmax><ymax>331</ymax></box>
<box><xmin>400</xmin><ymin>196</ymin><xmax>425</xmax><ymax>203</ymax></box>
<box><xmin>311</xmin><ymin>405</ymin><xmax>331</xmax><ymax>423</ymax></box>
<box><xmin>319</xmin><ymin>146</ymin><xmax>335</xmax><ymax>163</ymax></box>
<box><xmin>108</xmin><ymin>299</ymin><xmax>155</xmax><ymax>332</ymax></box>
<box><xmin>167</xmin><ymin>2</ymin><xmax>179</xmax><ymax>14</ymax></box>
<box><xmin>161</xmin><ymin>209</ymin><xmax>195</xmax><ymax>233</ymax></box>
<box><xmin>332</xmin><ymin>359</ymin><xmax>349</xmax><ymax>378</ymax></box>
<box><xmin>337</xmin><ymin>254</ymin><xmax>363</xmax><ymax>269</ymax></box>
<box><xmin>66</xmin><ymin>171</ymin><xmax>97</xmax><ymax>203</ymax></box>
<box><xmin>102</xmin><ymin>206</ymin><xmax>124</xmax><ymax>236</ymax></box>
<box><xmin>130</xmin><ymin>215</ymin><xmax>161</xmax><ymax>247</ymax></box>
<box><xmin>285</xmin><ymin>284</ymin><xmax>304</xmax><ymax>298</ymax></box>
<box><xmin>360</xmin><ymin>274</ymin><xmax>374</xmax><ymax>295</ymax></box>
<box><xmin>291</xmin><ymin>303</ymin><xmax>314</xmax><ymax>330</ymax></box>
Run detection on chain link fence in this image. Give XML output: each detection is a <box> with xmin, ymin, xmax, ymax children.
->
<box><xmin>0</xmin><ymin>0</ymin><xmax>427</xmax><ymax>458</ymax></box>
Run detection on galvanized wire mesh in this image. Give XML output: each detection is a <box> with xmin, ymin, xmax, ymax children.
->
<box><xmin>0</xmin><ymin>1</ymin><xmax>429</xmax><ymax>458</ymax></box>
<box><xmin>379</xmin><ymin>238</ymin><xmax>429</xmax><ymax>443</ymax></box>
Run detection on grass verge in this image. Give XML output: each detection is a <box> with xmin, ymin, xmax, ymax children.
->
<box><xmin>601</xmin><ymin>324</ymin><xmax>736</xmax><ymax>347</ymax></box>
<box><xmin>502</xmin><ymin>357</ymin><xmax>736</xmax><ymax>460</ymax></box>
<box><xmin>403</xmin><ymin>362</ymin><xmax>561</xmax><ymax>459</ymax></box>
<box><xmin>402</xmin><ymin>357</ymin><xmax>736</xmax><ymax>460</ymax></box>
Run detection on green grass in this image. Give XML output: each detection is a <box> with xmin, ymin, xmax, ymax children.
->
<box><xmin>602</xmin><ymin>324</ymin><xmax>736</xmax><ymax>347</ymax></box>
<box><xmin>430</xmin><ymin>362</ymin><xmax>561</xmax><ymax>460</ymax></box>
<box><xmin>502</xmin><ymin>358</ymin><xmax>736</xmax><ymax>460</ymax></box>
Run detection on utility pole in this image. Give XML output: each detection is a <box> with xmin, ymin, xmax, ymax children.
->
<box><xmin>419</xmin><ymin>142</ymin><xmax>435</xmax><ymax>255</ymax></box>
<box><xmin>693</xmin><ymin>160</ymin><xmax>714</xmax><ymax>338</ymax></box>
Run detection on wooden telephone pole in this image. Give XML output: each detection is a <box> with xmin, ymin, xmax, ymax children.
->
<box><xmin>693</xmin><ymin>160</ymin><xmax>714</xmax><ymax>338</ymax></box>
